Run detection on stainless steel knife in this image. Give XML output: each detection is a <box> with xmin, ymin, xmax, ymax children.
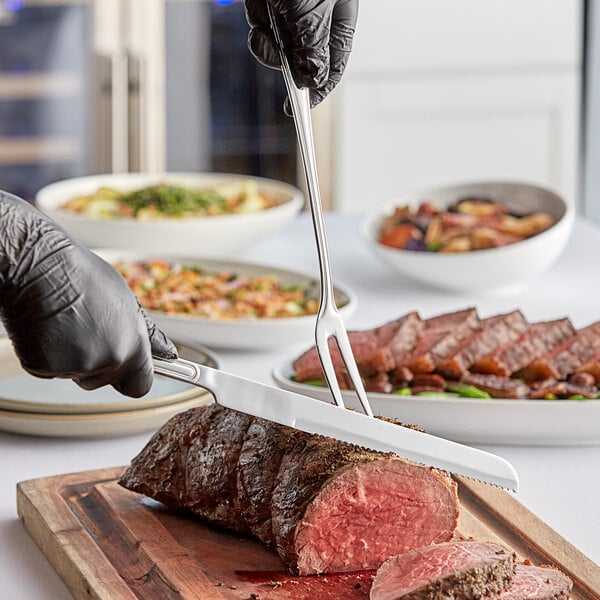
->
<box><xmin>153</xmin><ymin>356</ymin><xmax>519</xmax><ymax>491</ymax></box>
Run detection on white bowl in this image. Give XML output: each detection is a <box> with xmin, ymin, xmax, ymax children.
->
<box><xmin>360</xmin><ymin>181</ymin><xmax>574</xmax><ymax>293</ymax></box>
<box><xmin>95</xmin><ymin>251</ymin><xmax>357</xmax><ymax>351</ymax></box>
<box><xmin>35</xmin><ymin>172</ymin><xmax>304</xmax><ymax>257</ymax></box>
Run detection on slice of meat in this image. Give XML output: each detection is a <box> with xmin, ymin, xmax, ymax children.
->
<box><xmin>575</xmin><ymin>347</ymin><xmax>600</xmax><ymax>383</ymax></box>
<box><xmin>460</xmin><ymin>373</ymin><xmax>531</xmax><ymax>399</ymax></box>
<box><xmin>436</xmin><ymin>311</ymin><xmax>529</xmax><ymax>380</ymax></box>
<box><xmin>292</xmin><ymin>312</ymin><xmax>424</xmax><ymax>382</ymax></box>
<box><xmin>370</xmin><ymin>541</ymin><xmax>515</xmax><ymax>600</ymax></box>
<box><xmin>527</xmin><ymin>381</ymin><xmax>597</xmax><ymax>399</ymax></box>
<box><xmin>237</xmin><ymin>418</ymin><xmax>290</xmax><ymax>545</ymax></box>
<box><xmin>364</xmin><ymin>371</ymin><xmax>394</xmax><ymax>393</ymax></box>
<box><xmin>273</xmin><ymin>435</ymin><xmax>459</xmax><ymax>575</ymax></box>
<box><xmin>119</xmin><ymin>405</ymin><xmax>460</xmax><ymax>576</ymax></box>
<box><xmin>472</xmin><ymin>318</ymin><xmax>575</xmax><ymax>377</ymax></box>
<box><xmin>496</xmin><ymin>564</ymin><xmax>573</xmax><ymax>600</ymax></box>
<box><xmin>399</xmin><ymin>308</ymin><xmax>480</xmax><ymax>374</ymax></box>
<box><xmin>520</xmin><ymin>320</ymin><xmax>600</xmax><ymax>382</ymax></box>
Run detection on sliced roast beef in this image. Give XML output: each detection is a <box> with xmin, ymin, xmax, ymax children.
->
<box><xmin>292</xmin><ymin>312</ymin><xmax>423</xmax><ymax>382</ymax></box>
<box><xmin>460</xmin><ymin>373</ymin><xmax>531</xmax><ymax>399</ymax></box>
<box><xmin>398</xmin><ymin>308</ymin><xmax>480</xmax><ymax>374</ymax></box>
<box><xmin>574</xmin><ymin>347</ymin><xmax>600</xmax><ymax>383</ymax></box>
<box><xmin>237</xmin><ymin>417</ymin><xmax>290</xmax><ymax>544</ymax></box>
<box><xmin>495</xmin><ymin>564</ymin><xmax>572</xmax><ymax>600</ymax></box>
<box><xmin>369</xmin><ymin>541</ymin><xmax>516</xmax><ymax>600</ymax></box>
<box><xmin>472</xmin><ymin>318</ymin><xmax>575</xmax><ymax>377</ymax></box>
<box><xmin>520</xmin><ymin>320</ymin><xmax>600</xmax><ymax>382</ymax></box>
<box><xmin>364</xmin><ymin>371</ymin><xmax>394</xmax><ymax>393</ymax></box>
<box><xmin>436</xmin><ymin>311</ymin><xmax>529</xmax><ymax>380</ymax></box>
<box><xmin>119</xmin><ymin>405</ymin><xmax>460</xmax><ymax>576</ymax></box>
<box><xmin>527</xmin><ymin>381</ymin><xmax>597</xmax><ymax>399</ymax></box>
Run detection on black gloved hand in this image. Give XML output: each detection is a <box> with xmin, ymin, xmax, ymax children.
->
<box><xmin>0</xmin><ymin>191</ymin><xmax>177</xmax><ymax>398</ymax></box>
<box><xmin>245</xmin><ymin>0</ymin><xmax>358</xmax><ymax>110</ymax></box>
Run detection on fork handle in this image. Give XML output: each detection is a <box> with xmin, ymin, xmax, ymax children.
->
<box><xmin>268</xmin><ymin>8</ymin><xmax>336</xmax><ymax>310</ymax></box>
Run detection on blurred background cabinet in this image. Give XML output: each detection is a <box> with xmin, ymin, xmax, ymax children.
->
<box><xmin>332</xmin><ymin>0</ymin><xmax>583</xmax><ymax>211</ymax></box>
<box><xmin>0</xmin><ymin>0</ymin><xmax>296</xmax><ymax>202</ymax></box>
<box><xmin>0</xmin><ymin>0</ymin><xmax>587</xmax><ymax>213</ymax></box>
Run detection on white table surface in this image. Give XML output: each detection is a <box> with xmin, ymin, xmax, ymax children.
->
<box><xmin>1</xmin><ymin>212</ymin><xmax>599</xmax><ymax>598</ymax></box>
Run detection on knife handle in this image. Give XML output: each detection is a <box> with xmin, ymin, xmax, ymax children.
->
<box><xmin>152</xmin><ymin>356</ymin><xmax>216</xmax><ymax>395</ymax></box>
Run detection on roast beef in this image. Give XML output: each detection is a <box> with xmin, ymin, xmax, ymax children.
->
<box><xmin>460</xmin><ymin>373</ymin><xmax>531</xmax><ymax>399</ymax></box>
<box><xmin>495</xmin><ymin>564</ymin><xmax>573</xmax><ymax>600</ymax></box>
<box><xmin>119</xmin><ymin>404</ymin><xmax>460</xmax><ymax>576</ymax></box>
<box><xmin>399</xmin><ymin>308</ymin><xmax>480</xmax><ymax>374</ymax></box>
<box><xmin>369</xmin><ymin>541</ymin><xmax>516</xmax><ymax>600</ymax></box>
<box><xmin>520</xmin><ymin>320</ymin><xmax>600</xmax><ymax>382</ymax></box>
<box><xmin>436</xmin><ymin>311</ymin><xmax>529</xmax><ymax>380</ymax></box>
<box><xmin>472</xmin><ymin>318</ymin><xmax>575</xmax><ymax>377</ymax></box>
<box><xmin>292</xmin><ymin>312</ymin><xmax>423</xmax><ymax>382</ymax></box>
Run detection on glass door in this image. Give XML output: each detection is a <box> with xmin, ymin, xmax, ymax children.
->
<box><xmin>0</xmin><ymin>0</ymin><xmax>93</xmax><ymax>201</ymax></box>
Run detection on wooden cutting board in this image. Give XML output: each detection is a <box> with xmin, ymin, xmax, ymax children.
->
<box><xmin>17</xmin><ymin>467</ymin><xmax>600</xmax><ymax>600</ymax></box>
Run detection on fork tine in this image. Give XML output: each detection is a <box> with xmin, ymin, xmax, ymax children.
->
<box><xmin>315</xmin><ymin>330</ymin><xmax>346</xmax><ymax>409</ymax></box>
<box><xmin>333</xmin><ymin>327</ymin><xmax>375</xmax><ymax>418</ymax></box>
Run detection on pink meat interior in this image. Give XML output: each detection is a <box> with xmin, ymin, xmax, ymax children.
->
<box><xmin>293</xmin><ymin>458</ymin><xmax>458</xmax><ymax>575</ymax></box>
<box><xmin>371</xmin><ymin>542</ymin><xmax>502</xmax><ymax>600</ymax></box>
<box><xmin>497</xmin><ymin>565</ymin><xmax>572</xmax><ymax>600</ymax></box>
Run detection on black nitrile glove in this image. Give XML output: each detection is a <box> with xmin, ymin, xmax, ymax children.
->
<box><xmin>0</xmin><ymin>191</ymin><xmax>177</xmax><ymax>398</ymax></box>
<box><xmin>245</xmin><ymin>0</ymin><xmax>358</xmax><ymax>110</ymax></box>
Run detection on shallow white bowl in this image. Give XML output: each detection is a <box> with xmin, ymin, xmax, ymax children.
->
<box><xmin>360</xmin><ymin>181</ymin><xmax>574</xmax><ymax>293</ymax></box>
<box><xmin>35</xmin><ymin>172</ymin><xmax>304</xmax><ymax>257</ymax></box>
<box><xmin>95</xmin><ymin>251</ymin><xmax>357</xmax><ymax>351</ymax></box>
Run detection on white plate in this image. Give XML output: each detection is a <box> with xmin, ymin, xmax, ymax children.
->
<box><xmin>0</xmin><ymin>396</ymin><xmax>212</xmax><ymax>438</ymax></box>
<box><xmin>0</xmin><ymin>338</ymin><xmax>220</xmax><ymax>414</ymax></box>
<box><xmin>95</xmin><ymin>251</ymin><xmax>357</xmax><ymax>350</ymax></box>
<box><xmin>272</xmin><ymin>360</ymin><xmax>600</xmax><ymax>446</ymax></box>
<box><xmin>34</xmin><ymin>172</ymin><xmax>303</xmax><ymax>258</ymax></box>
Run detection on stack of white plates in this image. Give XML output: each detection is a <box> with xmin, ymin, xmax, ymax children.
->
<box><xmin>0</xmin><ymin>337</ymin><xmax>219</xmax><ymax>438</ymax></box>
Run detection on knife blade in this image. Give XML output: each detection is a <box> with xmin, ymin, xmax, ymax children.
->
<box><xmin>153</xmin><ymin>356</ymin><xmax>519</xmax><ymax>492</ymax></box>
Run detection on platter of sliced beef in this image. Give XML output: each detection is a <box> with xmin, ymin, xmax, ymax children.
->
<box><xmin>272</xmin><ymin>307</ymin><xmax>600</xmax><ymax>445</ymax></box>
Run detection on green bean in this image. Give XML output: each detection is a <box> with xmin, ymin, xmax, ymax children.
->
<box><xmin>394</xmin><ymin>387</ymin><xmax>412</xmax><ymax>396</ymax></box>
<box><xmin>416</xmin><ymin>391</ymin><xmax>460</xmax><ymax>398</ymax></box>
<box><xmin>446</xmin><ymin>383</ymin><xmax>491</xmax><ymax>398</ymax></box>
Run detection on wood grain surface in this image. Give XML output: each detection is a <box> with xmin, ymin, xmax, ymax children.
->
<box><xmin>16</xmin><ymin>467</ymin><xmax>600</xmax><ymax>600</ymax></box>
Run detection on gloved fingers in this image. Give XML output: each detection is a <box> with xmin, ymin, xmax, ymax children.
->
<box><xmin>326</xmin><ymin>0</ymin><xmax>356</xmax><ymax>86</ymax></box>
<box><xmin>136</xmin><ymin>301</ymin><xmax>178</xmax><ymax>360</ymax></box>
<box><xmin>248</xmin><ymin>26</ymin><xmax>281</xmax><ymax>69</ymax></box>
<box><xmin>246</xmin><ymin>0</ymin><xmax>332</xmax><ymax>89</ymax></box>
<box><xmin>283</xmin><ymin>90</ymin><xmax>323</xmax><ymax>116</ymax></box>
<box><xmin>74</xmin><ymin>352</ymin><xmax>154</xmax><ymax>398</ymax></box>
<box><xmin>111</xmin><ymin>358</ymin><xmax>154</xmax><ymax>398</ymax></box>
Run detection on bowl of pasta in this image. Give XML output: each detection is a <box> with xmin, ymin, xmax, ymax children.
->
<box><xmin>94</xmin><ymin>251</ymin><xmax>357</xmax><ymax>350</ymax></box>
<box><xmin>35</xmin><ymin>172</ymin><xmax>304</xmax><ymax>257</ymax></box>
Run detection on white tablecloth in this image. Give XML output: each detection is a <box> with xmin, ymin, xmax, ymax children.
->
<box><xmin>1</xmin><ymin>212</ymin><xmax>599</xmax><ymax>598</ymax></box>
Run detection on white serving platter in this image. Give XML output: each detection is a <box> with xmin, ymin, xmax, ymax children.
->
<box><xmin>95</xmin><ymin>252</ymin><xmax>357</xmax><ymax>351</ymax></box>
<box><xmin>272</xmin><ymin>359</ymin><xmax>600</xmax><ymax>446</ymax></box>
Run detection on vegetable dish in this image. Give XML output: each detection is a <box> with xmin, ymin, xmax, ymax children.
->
<box><xmin>115</xmin><ymin>260</ymin><xmax>323</xmax><ymax>320</ymax></box>
<box><xmin>379</xmin><ymin>197</ymin><xmax>556</xmax><ymax>252</ymax></box>
<box><xmin>62</xmin><ymin>180</ymin><xmax>284</xmax><ymax>219</ymax></box>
